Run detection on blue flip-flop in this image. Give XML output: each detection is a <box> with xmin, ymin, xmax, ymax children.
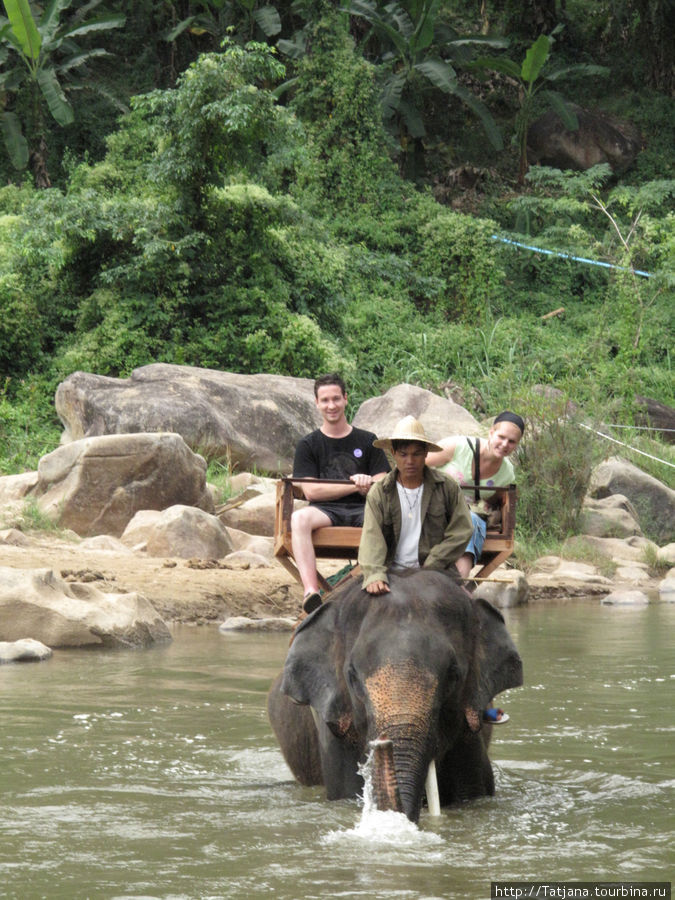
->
<box><xmin>483</xmin><ymin>708</ymin><xmax>509</xmax><ymax>724</ymax></box>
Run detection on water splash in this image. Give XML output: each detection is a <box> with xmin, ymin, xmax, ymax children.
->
<box><xmin>323</xmin><ymin>747</ymin><xmax>443</xmax><ymax>848</ymax></box>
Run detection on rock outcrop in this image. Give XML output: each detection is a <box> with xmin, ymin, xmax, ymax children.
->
<box><xmin>354</xmin><ymin>383</ymin><xmax>481</xmax><ymax>442</ymax></box>
<box><xmin>0</xmin><ymin>472</ymin><xmax>38</xmax><ymax>505</ymax></box>
<box><xmin>0</xmin><ymin>637</ymin><xmax>53</xmax><ymax>663</ymax></box>
<box><xmin>474</xmin><ymin>569</ymin><xmax>528</xmax><ymax>608</ymax></box>
<box><xmin>219</xmin><ymin>615</ymin><xmax>295</xmax><ymax>632</ymax></box>
<box><xmin>55</xmin><ymin>364</ymin><xmax>321</xmax><ymax>473</ymax></box>
<box><xmin>0</xmin><ymin>567</ymin><xmax>171</xmax><ymax>648</ymax></box>
<box><xmin>34</xmin><ymin>432</ymin><xmax>212</xmax><ymax>538</ymax></box>
<box><xmin>527</xmin><ymin>105</ymin><xmax>642</xmax><ymax>173</ymax></box>
<box><xmin>219</xmin><ymin>489</ymin><xmax>278</xmax><ymax>537</ymax></box>
<box><xmin>526</xmin><ymin>557</ymin><xmax>614</xmax><ymax>597</ymax></box>
<box><xmin>588</xmin><ymin>457</ymin><xmax>675</xmax><ymax>543</ymax></box>
<box><xmin>579</xmin><ymin>494</ymin><xmax>643</xmax><ymax>539</ymax></box>
<box><xmin>122</xmin><ymin>504</ymin><xmax>233</xmax><ymax>559</ymax></box>
<box><xmin>635</xmin><ymin>396</ymin><xmax>675</xmax><ymax>445</ymax></box>
<box><xmin>0</xmin><ymin>372</ymin><xmax>673</xmax><ymax>623</ymax></box>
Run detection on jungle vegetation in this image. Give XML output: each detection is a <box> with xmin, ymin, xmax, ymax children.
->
<box><xmin>0</xmin><ymin>0</ymin><xmax>673</xmax><ymax>543</ymax></box>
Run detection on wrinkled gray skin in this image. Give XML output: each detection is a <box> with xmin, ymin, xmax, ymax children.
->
<box><xmin>267</xmin><ymin>569</ymin><xmax>523</xmax><ymax>823</ymax></box>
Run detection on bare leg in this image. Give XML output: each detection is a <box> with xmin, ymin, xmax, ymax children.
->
<box><xmin>291</xmin><ymin>505</ymin><xmax>333</xmax><ymax>595</ymax></box>
<box><xmin>455</xmin><ymin>553</ymin><xmax>474</xmax><ymax>580</ymax></box>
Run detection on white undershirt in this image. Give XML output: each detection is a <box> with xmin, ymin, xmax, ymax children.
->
<box><xmin>394</xmin><ymin>482</ymin><xmax>424</xmax><ymax>569</ymax></box>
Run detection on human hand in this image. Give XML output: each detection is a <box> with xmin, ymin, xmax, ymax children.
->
<box><xmin>365</xmin><ymin>580</ymin><xmax>390</xmax><ymax>595</ymax></box>
<box><xmin>350</xmin><ymin>473</ymin><xmax>375</xmax><ymax>495</ymax></box>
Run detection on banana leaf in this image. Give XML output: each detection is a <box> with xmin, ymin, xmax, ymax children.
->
<box><xmin>3</xmin><ymin>0</ymin><xmax>41</xmax><ymax>61</ymax></box>
<box><xmin>1</xmin><ymin>110</ymin><xmax>28</xmax><ymax>168</ymax></box>
<box><xmin>36</xmin><ymin>67</ymin><xmax>74</xmax><ymax>125</ymax></box>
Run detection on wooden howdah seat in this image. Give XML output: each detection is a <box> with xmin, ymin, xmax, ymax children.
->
<box><xmin>274</xmin><ymin>477</ymin><xmax>517</xmax><ymax>594</ymax></box>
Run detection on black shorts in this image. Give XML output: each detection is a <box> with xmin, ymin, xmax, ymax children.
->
<box><xmin>312</xmin><ymin>502</ymin><xmax>365</xmax><ymax>527</ymax></box>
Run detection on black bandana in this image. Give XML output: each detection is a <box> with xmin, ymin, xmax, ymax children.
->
<box><xmin>494</xmin><ymin>411</ymin><xmax>525</xmax><ymax>433</ymax></box>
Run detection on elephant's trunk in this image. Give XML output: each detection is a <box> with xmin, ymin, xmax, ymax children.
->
<box><xmin>369</xmin><ymin>738</ymin><xmax>402</xmax><ymax>813</ymax></box>
<box><xmin>366</xmin><ymin>660</ymin><xmax>438</xmax><ymax>823</ymax></box>
<box><xmin>384</xmin><ymin>722</ymin><xmax>431</xmax><ymax>822</ymax></box>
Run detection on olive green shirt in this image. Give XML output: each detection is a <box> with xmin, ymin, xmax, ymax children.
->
<box><xmin>358</xmin><ymin>466</ymin><xmax>473</xmax><ymax>588</ymax></box>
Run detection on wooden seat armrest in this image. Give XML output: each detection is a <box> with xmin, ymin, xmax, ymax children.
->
<box><xmin>276</xmin><ymin>477</ymin><xmax>358</xmax><ymax>535</ymax></box>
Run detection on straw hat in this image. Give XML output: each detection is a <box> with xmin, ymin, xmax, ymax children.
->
<box><xmin>373</xmin><ymin>415</ymin><xmax>443</xmax><ymax>453</ymax></box>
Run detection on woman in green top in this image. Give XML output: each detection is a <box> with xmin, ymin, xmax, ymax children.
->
<box><xmin>426</xmin><ymin>411</ymin><xmax>525</xmax><ymax>579</ymax></box>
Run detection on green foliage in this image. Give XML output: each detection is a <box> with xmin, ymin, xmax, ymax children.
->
<box><xmin>289</xmin><ymin>11</ymin><xmax>398</xmax><ymax>210</ymax></box>
<box><xmin>0</xmin><ymin>272</ymin><xmax>42</xmax><ymax>376</ymax></box>
<box><xmin>47</xmin><ymin>181</ymin><xmax>343</xmax><ymax>379</ymax></box>
<box><xmin>417</xmin><ymin>211</ymin><xmax>507</xmax><ymax>320</ymax></box>
<box><xmin>0</xmin><ymin>375</ymin><xmax>60</xmax><ymax>474</ymax></box>
<box><xmin>503</xmin><ymin>166</ymin><xmax>675</xmax><ymax>370</ymax></box>
<box><xmin>343</xmin><ymin>0</ymin><xmax>504</xmax><ymax>161</ymax></box>
<box><xmin>129</xmin><ymin>40</ymin><xmax>299</xmax><ymax>216</ymax></box>
<box><xmin>164</xmin><ymin>0</ymin><xmax>281</xmax><ymax>48</ymax></box>
<box><xmin>12</xmin><ymin>496</ymin><xmax>62</xmax><ymax>533</ymax></box>
<box><xmin>205</xmin><ymin>457</ymin><xmax>235</xmax><ymax>505</ymax></box>
<box><xmin>514</xmin><ymin>399</ymin><xmax>600</xmax><ymax>542</ymax></box>
<box><xmin>641</xmin><ymin>542</ymin><xmax>670</xmax><ymax>576</ymax></box>
<box><xmin>0</xmin><ymin>0</ymin><xmax>125</xmax><ymax>178</ymax></box>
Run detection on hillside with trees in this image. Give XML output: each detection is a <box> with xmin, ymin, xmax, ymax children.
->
<box><xmin>0</xmin><ymin>0</ymin><xmax>673</xmax><ymax>543</ymax></box>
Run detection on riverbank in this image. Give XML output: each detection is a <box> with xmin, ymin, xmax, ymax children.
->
<box><xmin>0</xmin><ymin>532</ymin><xmax>308</xmax><ymax>624</ymax></box>
<box><xmin>0</xmin><ymin>531</ymin><xmax>667</xmax><ymax>625</ymax></box>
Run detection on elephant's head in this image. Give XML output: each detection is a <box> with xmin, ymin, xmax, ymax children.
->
<box><xmin>280</xmin><ymin>569</ymin><xmax>522</xmax><ymax>822</ymax></box>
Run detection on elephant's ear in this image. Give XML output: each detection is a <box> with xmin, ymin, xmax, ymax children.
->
<box><xmin>463</xmin><ymin>598</ymin><xmax>523</xmax><ymax>731</ymax></box>
<box><xmin>280</xmin><ymin>602</ymin><xmax>352</xmax><ymax>729</ymax></box>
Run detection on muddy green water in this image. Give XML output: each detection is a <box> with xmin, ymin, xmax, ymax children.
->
<box><xmin>1</xmin><ymin>601</ymin><xmax>672</xmax><ymax>900</ymax></box>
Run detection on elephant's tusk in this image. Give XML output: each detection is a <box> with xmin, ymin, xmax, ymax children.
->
<box><xmin>425</xmin><ymin>759</ymin><xmax>441</xmax><ymax>816</ymax></box>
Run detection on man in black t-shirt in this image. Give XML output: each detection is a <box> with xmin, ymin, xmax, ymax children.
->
<box><xmin>292</xmin><ymin>373</ymin><xmax>389</xmax><ymax>613</ymax></box>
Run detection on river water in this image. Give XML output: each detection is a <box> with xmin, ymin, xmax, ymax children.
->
<box><xmin>1</xmin><ymin>601</ymin><xmax>672</xmax><ymax>900</ymax></box>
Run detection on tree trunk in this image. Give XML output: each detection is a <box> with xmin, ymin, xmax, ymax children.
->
<box><xmin>29</xmin><ymin>137</ymin><xmax>51</xmax><ymax>189</ymax></box>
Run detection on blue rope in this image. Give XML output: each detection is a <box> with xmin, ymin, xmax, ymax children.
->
<box><xmin>492</xmin><ymin>235</ymin><xmax>653</xmax><ymax>278</ymax></box>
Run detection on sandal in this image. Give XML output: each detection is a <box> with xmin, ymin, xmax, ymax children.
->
<box><xmin>302</xmin><ymin>591</ymin><xmax>322</xmax><ymax>614</ymax></box>
<box><xmin>483</xmin><ymin>708</ymin><xmax>509</xmax><ymax>724</ymax></box>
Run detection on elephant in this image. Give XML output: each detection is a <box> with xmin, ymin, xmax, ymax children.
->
<box><xmin>267</xmin><ymin>568</ymin><xmax>523</xmax><ymax>823</ymax></box>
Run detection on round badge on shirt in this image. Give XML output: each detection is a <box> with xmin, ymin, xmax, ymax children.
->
<box><xmin>353</xmin><ymin>448</ymin><xmax>363</xmax><ymax>458</ymax></box>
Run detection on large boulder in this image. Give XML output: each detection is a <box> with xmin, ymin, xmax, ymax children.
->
<box><xmin>353</xmin><ymin>383</ymin><xmax>481</xmax><ymax>443</ymax></box>
<box><xmin>657</xmin><ymin>543</ymin><xmax>675</xmax><ymax>566</ymax></box>
<box><xmin>659</xmin><ymin>569</ymin><xmax>675</xmax><ymax>600</ymax></box>
<box><xmin>601</xmin><ymin>590</ymin><xmax>649</xmax><ymax>606</ymax></box>
<box><xmin>0</xmin><ymin>471</ymin><xmax>38</xmax><ymax>505</ymax></box>
<box><xmin>635</xmin><ymin>396</ymin><xmax>675</xmax><ymax>445</ymax></box>
<box><xmin>0</xmin><ymin>528</ymin><xmax>32</xmax><ymax>547</ymax></box>
<box><xmin>0</xmin><ymin>567</ymin><xmax>171</xmax><ymax>648</ymax></box>
<box><xmin>563</xmin><ymin>534</ymin><xmax>658</xmax><ymax>564</ymax></box>
<box><xmin>588</xmin><ymin>457</ymin><xmax>675</xmax><ymax>543</ymax></box>
<box><xmin>473</xmin><ymin>569</ymin><xmax>528</xmax><ymax>608</ymax></box>
<box><xmin>579</xmin><ymin>494</ymin><xmax>643</xmax><ymax>539</ymax></box>
<box><xmin>34</xmin><ymin>432</ymin><xmax>213</xmax><ymax>538</ymax></box>
<box><xmin>527</xmin><ymin>557</ymin><xmax>614</xmax><ymax>597</ymax></box>
<box><xmin>225</xmin><ymin>527</ymin><xmax>274</xmax><ymax>559</ymax></box>
<box><xmin>55</xmin><ymin>364</ymin><xmax>321</xmax><ymax>473</ymax></box>
<box><xmin>219</xmin><ymin>490</ymin><xmax>278</xmax><ymax>537</ymax></box>
<box><xmin>123</xmin><ymin>505</ymin><xmax>234</xmax><ymax>559</ymax></box>
<box><xmin>527</xmin><ymin>105</ymin><xmax>642</xmax><ymax>173</ymax></box>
